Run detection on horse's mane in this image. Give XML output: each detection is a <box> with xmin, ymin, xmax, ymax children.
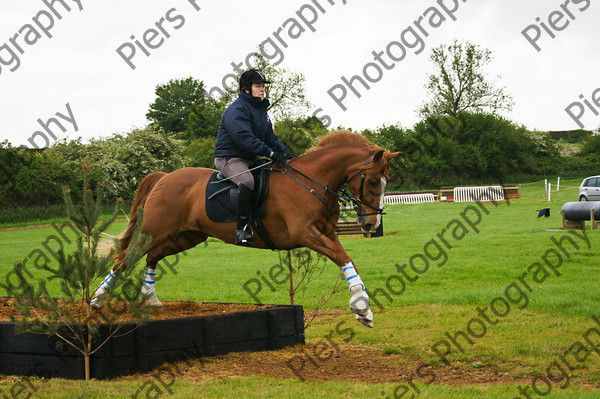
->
<box><xmin>308</xmin><ymin>130</ymin><xmax>382</xmax><ymax>153</ymax></box>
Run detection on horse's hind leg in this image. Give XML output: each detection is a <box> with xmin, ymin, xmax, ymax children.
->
<box><xmin>141</xmin><ymin>264</ymin><xmax>162</xmax><ymax>308</ymax></box>
<box><xmin>90</xmin><ymin>270</ymin><xmax>116</xmax><ymax>309</ymax></box>
<box><xmin>141</xmin><ymin>231</ymin><xmax>208</xmax><ymax>308</ymax></box>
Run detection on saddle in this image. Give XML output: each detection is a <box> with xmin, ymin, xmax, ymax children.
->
<box><xmin>205</xmin><ymin>162</ymin><xmax>276</xmax><ymax>249</ymax></box>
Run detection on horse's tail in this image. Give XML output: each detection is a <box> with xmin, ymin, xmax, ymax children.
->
<box><xmin>118</xmin><ymin>171</ymin><xmax>167</xmax><ymax>252</ymax></box>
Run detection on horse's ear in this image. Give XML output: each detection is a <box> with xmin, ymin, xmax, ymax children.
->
<box><xmin>373</xmin><ymin>150</ymin><xmax>385</xmax><ymax>162</ymax></box>
<box><xmin>386</xmin><ymin>151</ymin><xmax>401</xmax><ymax>161</ymax></box>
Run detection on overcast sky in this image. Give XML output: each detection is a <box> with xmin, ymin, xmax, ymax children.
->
<box><xmin>0</xmin><ymin>0</ymin><xmax>598</xmax><ymax>148</ymax></box>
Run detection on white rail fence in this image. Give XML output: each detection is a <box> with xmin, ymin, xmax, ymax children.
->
<box><xmin>452</xmin><ymin>186</ymin><xmax>504</xmax><ymax>203</ymax></box>
<box><xmin>384</xmin><ymin>193</ymin><xmax>435</xmax><ymax>205</ymax></box>
<box><xmin>383</xmin><ymin>186</ymin><xmax>506</xmax><ymax>205</ymax></box>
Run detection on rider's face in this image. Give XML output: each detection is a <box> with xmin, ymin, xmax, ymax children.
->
<box><xmin>250</xmin><ymin>83</ymin><xmax>265</xmax><ymax>100</ymax></box>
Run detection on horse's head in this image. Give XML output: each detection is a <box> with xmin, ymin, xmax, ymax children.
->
<box><xmin>346</xmin><ymin>150</ymin><xmax>400</xmax><ymax>232</ymax></box>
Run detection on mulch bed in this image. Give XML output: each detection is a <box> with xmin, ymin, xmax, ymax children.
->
<box><xmin>0</xmin><ymin>296</ymin><xmax>273</xmax><ymax>323</ymax></box>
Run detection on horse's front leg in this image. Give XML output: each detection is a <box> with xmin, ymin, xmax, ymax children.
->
<box><xmin>301</xmin><ymin>225</ymin><xmax>373</xmax><ymax>328</ymax></box>
<box><xmin>90</xmin><ymin>269</ymin><xmax>115</xmax><ymax>309</ymax></box>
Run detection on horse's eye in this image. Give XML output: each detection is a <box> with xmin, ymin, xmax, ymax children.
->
<box><xmin>368</xmin><ymin>179</ymin><xmax>379</xmax><ymax>187</ymax></box>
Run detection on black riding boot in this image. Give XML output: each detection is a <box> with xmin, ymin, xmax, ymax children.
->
<box><xmin>235</xmin><ymin>184</ymin><xmax>255</xmax><ymax>246</ymax></box>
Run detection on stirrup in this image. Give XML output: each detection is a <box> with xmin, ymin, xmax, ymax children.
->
<box><xmin>235</xmin><ymin>225</ymin><xmax>254</xmax><ymax>246</ymax></box>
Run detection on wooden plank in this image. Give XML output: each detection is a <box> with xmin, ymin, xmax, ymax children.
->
<box><xmin>135</xmin><ymin>323</ymin><xmax>148</xmax><ymax>372</ymax></box>
<box><xmin>0</xmin><ymin>353</ymin><xmax>84</xmax><ymax>379</ymax></box>
<box><xmin>138</xmin><ymin>317</ymin><xmax>206</xmax><ymax>353</ymax></box>
<box><xmin>0</xmin><ymin>323</ymin><xmax>78</xmax><ymax>356</ymax></box>
<box><xmin>204</xmin><ymin>316</ymin><xmax>216</xmax><ymax>355</ymax></box>
<box><xmin>267</xmin><ymin>310</ymin><xmax>280</xmax><ymax>349</ymax></box>
<box><xmin>212</xmin><ymin>312</ymin><xmax>269</xmax><ymax>344</ymax></box>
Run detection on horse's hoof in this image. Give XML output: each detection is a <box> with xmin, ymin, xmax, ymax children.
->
<box><xmin>90</xmin><ymin>301</ymin><xmax>103</xmax><ymax>310</ymax></box>
<box><xmin>148</xmin><ymin>298</ymin><xmax>163</xmax><ymax>308</ymax></box>
<box><xmin>355</xmin><ymin>309</ymin><xmax>374</xmax><ymax>328</ymax></box>
<box><xmin>142</xmin><ymin>289</ymin><xmax>163</xmax><ymax>308</ymax></box>
<box><xmin>355</xmin><ymin>315</ymin><xmax>374</xmax><ymax>328</ymax></box>
<box><xmin>360</xmin><ymin>319</ymin><xmax>374</xmax><ymax>328</ymax></box>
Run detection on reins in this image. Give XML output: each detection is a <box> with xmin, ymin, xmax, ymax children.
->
<box><xmin>271</xmin><ymin>161</ymin><xmax>340</xmax><ymax>212</ymax></box>
<box><xmin>210</xmin><ymin>153</ymin><xmax>386</xmax><ymax>216</ymax></box>
<box><xmin>211</xmin><ymin>161</ymin><xmax>269</xmax><ymax>184</ymax></box>
<box><xmin>271</xmin><ymin>153</ymin><xmax>385</xmax><ymax>217</ymax></box>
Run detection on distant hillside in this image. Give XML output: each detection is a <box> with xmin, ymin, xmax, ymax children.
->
<box><xmin>548</xmin><ymin>129</ymin><xmax>593</xmax><ymax>143</ymax></box>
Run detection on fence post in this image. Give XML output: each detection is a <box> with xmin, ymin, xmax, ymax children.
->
<box><xmin>548</xmin><ymin>183</ymin><xmax>552</xmax><ymax>202</ymax></box>
<box><xmin>557</xmin><ymin>177</ymin><xmax>560</xmax><ymax>192</ymax></box>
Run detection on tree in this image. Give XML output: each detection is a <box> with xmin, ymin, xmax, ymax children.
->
<box><xmin>146</xmin><ymin>77</ymin><xmax>223</xmax><ymax>139</ymax></box>
<box><xmin>362</xmin><ymin>124</ymin><xmax>408</xmax><ymax>187</ymax></box>
<box><xmin>278</xmin><ymin>248</ymin><xmax>344</xmax><ymax>329</ymax></box>
<box><xmin>0</xmin><ymin>165</ymin><xmax>151</xmax><ymax>380</ymax></box>
<box><xmin>362</xmin><ymin>124</ymin><xmax>408</xmax><ymax>154</ymax></box>
<box><xmin>580</xmin><ymin>129</ymin><xmax>600</xmax><ymax>156</ymax></box>
<box><xmin>220</xmin><ymin>52</ymin><xmax>312</xmax><ymax>121</ymax></box>
<box><xmin>184</xmin><ymin>99</ymin><xmax>223</xmax><ymax>139</ymax></box>
<box><xmin>399</xmin><ymin>112</ymin><xmax>549</xmax><ymax>187</ymax></box>
<box><xmin>0</xmin><ymin>142</ymin><xmax>27</xmax><ymax>206</ymax></box>
<box><xmin>274</xmin><ymin>116</ymin><xmax>328</xmax><ymax>154</ymax></box>
<box><xmin>418</xmin><ymin>40</ymin><xmax>514</xmax><ymax>118</ymax></box>
<box><xmin>184</xmin><ymin>136</ymin><xmax>217</xmax><ymax>168</ymax></box>
<box><xmin>92</xmin><ymin>126</ymin><xmax>186</xmax><ymax>201</ymax></box>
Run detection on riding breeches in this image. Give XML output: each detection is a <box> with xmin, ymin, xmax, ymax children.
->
<box><xmin>214</xmin><ymin>157</ymin><xmax>254</xmax><ymax>190</ymax></box>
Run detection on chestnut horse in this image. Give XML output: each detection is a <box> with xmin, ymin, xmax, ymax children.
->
<box><xmin>93</xmin><ymin>131</ymin><xmax>399</xmax><ymax>327</ymax></box>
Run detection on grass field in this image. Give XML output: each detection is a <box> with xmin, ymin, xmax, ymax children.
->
<box><xmin>2</xmin><ymin>179</ymin><xmax>600</xmax><ymax>398</ymax></box>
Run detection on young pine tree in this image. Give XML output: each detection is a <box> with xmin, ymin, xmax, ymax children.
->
<box><xmin>0</xmin><ymin>164</ymin><xmax>151</xmax><ymax>380</ymax></box>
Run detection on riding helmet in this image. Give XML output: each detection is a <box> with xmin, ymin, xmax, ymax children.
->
<box><xmin>239</xmin><ymin>69</ymin><xmax>271</xmax><ymax>92</ymax></box>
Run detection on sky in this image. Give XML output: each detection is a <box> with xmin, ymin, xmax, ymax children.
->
<box><xmin>0</xmin><ymin>0</ymin><xmax>598</xmax><ymax>149</ymax></box>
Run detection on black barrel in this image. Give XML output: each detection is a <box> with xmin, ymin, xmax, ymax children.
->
<box><xmin>561</xmin><ymin>201</ymin><xmax>600</xmax><ymax>220</ymax></box>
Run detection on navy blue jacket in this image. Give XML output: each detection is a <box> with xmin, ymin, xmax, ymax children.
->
<box><xmin>214</xmin><ymin>92</ymin><xmax>289</xmax><ymax>160</ymax></box>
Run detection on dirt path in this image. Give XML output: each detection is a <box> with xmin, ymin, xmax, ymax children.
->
<box><xmin>116</xmin><ymin>343</ymin><xmax>561</xmax><ymax>387</ymax></box>
<box><xmin>0</xmin><ymin>219</ymin><xmax>128</xmax><ymax>232</ymax></box>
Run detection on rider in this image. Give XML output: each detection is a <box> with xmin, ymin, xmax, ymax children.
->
<box><xmin>214</xmin><ymin>69</ymin><xmax>291</xmax><ymax>246</ymax></box>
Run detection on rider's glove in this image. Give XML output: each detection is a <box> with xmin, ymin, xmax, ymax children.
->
<box><xmin>269</xmin><ymin>151</ymin><xmax>287</xmax><ymax>164</ymax></box>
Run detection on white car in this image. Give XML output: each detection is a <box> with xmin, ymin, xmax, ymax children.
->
<box><xmin>579</xmin><ymin>175</ymin><xmax>600</xmax><ymax>201</ymax></box>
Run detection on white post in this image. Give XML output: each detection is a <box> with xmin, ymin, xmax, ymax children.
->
<box><xmin>544</xmin><ymin>179</ymin><xmax>548</xmax><ymax>197</ymax></box>
<box><xmin>557</xmin><ymin>177</ymin><xmax>560</xmax><ymax>191</ymax></box>
<box><xmin>548</xmin><ymin>183</ymin><xmax>552</xmax><ymax>201</ymax></box>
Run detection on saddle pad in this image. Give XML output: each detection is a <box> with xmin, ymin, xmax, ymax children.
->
<box><xmin>205</xmin><ymin>168</ymin><xmax>270</xmax><ymax>224</ymax></box>
<box><xmin>205</xmin><ymin>173</ymin><xmax>237</xmax><ymax>223</ymax></box>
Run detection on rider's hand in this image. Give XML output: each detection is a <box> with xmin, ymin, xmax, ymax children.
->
<box><xmin>285</xmin><ymin>153</ymin><xmax>297</xmax><ymax>160</ymax></box>
<box><xmin>269</xmin><ymin>151</ymin><xmax>287</xmax><ymax>164</ymax></box>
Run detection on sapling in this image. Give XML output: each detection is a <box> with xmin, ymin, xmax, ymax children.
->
<box><xmin>0</xmin><ymin>164</ymin><xmax>151</xmax><ymax>380</ymax></box>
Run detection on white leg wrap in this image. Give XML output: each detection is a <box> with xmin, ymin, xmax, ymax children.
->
<box><xmin>349</xmin><ymin>285</ymin><xmax>369</xmax><ymax>312</ymax></box>
<box><xmin>141</xmin><ymin>268</ymin><xmax>156</xmax><ymax>295</ymax></box>
<box><xmin>91</xmin><ymin>270</ymin><xmax>115</xmax><ymax>309</ymax></box>
<box><xmin>141</xmin><ymin>268</ymin><xmax>162</xmax><ymax>307</ymax></box>
<box><xmin>342</xmin><ymin>263</ymin><xmax>364</xmax><ymax>290</ymax></box>
<box><xmin>343</xmin><ymin>262</ymin><xmax>373</xmax><ymax>328</ymax></box>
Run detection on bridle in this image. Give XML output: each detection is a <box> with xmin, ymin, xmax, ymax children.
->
<box><xmin>272</xmin><ymin>151</ymin><xmax>386</xmax><ymax>217</ymax></box>
<box><xmin>345</xmin><ymin>152</ymin><xmax>386</xmax><ymax>217</ymax></box>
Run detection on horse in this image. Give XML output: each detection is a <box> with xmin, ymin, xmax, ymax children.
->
<box><xmin>92</xmin><ymin>131</ymin><xmax>399</xmax><ymax>327</ymax></box>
